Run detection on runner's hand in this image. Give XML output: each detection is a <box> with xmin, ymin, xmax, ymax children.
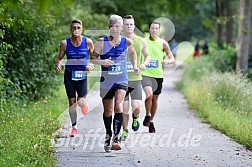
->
<box><xmin>56</xmin><ymin>64</ymin><xmax>62</xmax><ymax>74</ymax></box>
<box><xmin>139</xmin><ymin>64</ymin><xmax>146</xmax><ymax>71</ymax></box>
<box><xmin>86</xmin><ymin>63</ymin><xmax>94</xmax><ymax>73</ymax></box>
<box><xmin>163</xmin><ymin>59</ymin><xmax>172</xmax><ymax>65</ymax></box>
<box><xmin>134</xmin><ymin>67</ymin><xmax>140</xmax><ymax>75</ymax></box>
<box><xmin>102</xmin><ymin>57</ymin><xmax>114</xmax><ymax>67</ymax></box>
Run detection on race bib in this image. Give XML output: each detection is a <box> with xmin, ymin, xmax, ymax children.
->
<box><xmin>126</xmin><ymin>62</ymin><xmax>134</xmax><ymax>72</ymax></box>
<box><xmin>71</xmin><ymin>71</ymin><xmax>86</xmax><ymax>81</ymax></box>
<box><xmin>108</xmin><ymin>63</ymin><xmax>123</xmax><ymax>75</ymax></box>
<box><xmin>146</xmin><ymin>60</ymin><xmax>158</xmax><ymax>69</ymax></box>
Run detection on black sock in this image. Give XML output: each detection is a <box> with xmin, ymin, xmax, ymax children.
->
<box><xmin>69</xmin><ymin>110</ymin><xmax>77</xmax><ymax>127</ymax></box>
<box><xmin>103</xmin><ymin>113</ymin><xmax>112</xmax><ymax>137</ymax></box>
<box><xmin>113</xmin><ymin>113</ymin><xmax>123</xmax><ymax>138</ymax></box>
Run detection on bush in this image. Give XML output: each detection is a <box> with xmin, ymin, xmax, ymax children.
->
<box><xmin>209</xmin><ymin>46</ymin><xmax>236</xmax><ymax>72</ymax></box>
<box><xmin>203</xmin><ymin>72</ymin><xmax>252</xmax><ymax>115</ymax></box>
<box><xmin>2</xmin><ymin>2</ymin><xmax>60</xmax><ymax>100</ymax></box>
<box><xmin>178</xmin><ymin>56</ymin><xmax>252</xmax><ymax>149</ymax></box>
<box><xmin>178</xmin><ymin>56</ymin><xmax>216</xmax><ymax>90</ymax></box>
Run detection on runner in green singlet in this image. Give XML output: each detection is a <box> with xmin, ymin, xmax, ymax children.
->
<box><xmin>121</xmin><ymin>15</ymin><xmax>150</xmax><ymax>141</ymax></box>
<box><xmin>141</xmin><ymin>21</ymin><xmax>175</xmax><ymax>133</ymax></box>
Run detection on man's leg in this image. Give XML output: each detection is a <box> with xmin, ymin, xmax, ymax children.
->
<box><xmin>143</xmin><ymin>86</ymin><xmax>152</xmax><ymax>127</ymax></box>
<box><xmin>130</xmin><ymin>81</ymin><xmax>142</xmax><ymax>118</ymax></box>
<box><xmin>102</xmin><ymin>99</ymin><xmax>113</xmax><ymax>134</ymax></box>
<box><xmin>122</xmin><ymin>100</ymin><xmax>130</xmax><ymax>140</ymax></box>
<box><xmin>128</xmin><ymin>81</ymin><xmax>142</xmax><ymax>131</ymax></box>
<box><xmin>131</xmin><ymin>100</ymin><xmax>141</xmax><ymax>131</ymax></box>
<box><xmin>76</xmin><ymin>79</ymin><xmax>88</xmax><ymax>115</ymax></box>
<box><xmin>123</xmin><ymin>100</ymin><xmax>130</xmax><ymax>129</ymax></box>
<box><xmin>148</xmin><ymin>95</ymin><xmax>159</xmax><ymax>133</ymax></box>
<box><xmin>102</xmin><ymin>99</ymin><xmax>113</xmax><ymax>152</ymax></box>
<box><xmin>150</xmin><ymin>95</ymin><xmax>159</xmax><ymax>121</ymax></box>
<box><xmin>112</xmin><ymin>88</ymin><xmax>126</xmax><ymax>150</ymax></box>
<box><xmin>149</xmin><ymin>78</ymin><xmax>163</xmax><ymax>133</ymax></box>
<box><xmin>77</xmin><ymin>97</ymin><xmax>88</xmax><ymax>115</ymax></box>
<box><xmin>68</xmin><ymin>98</ymin><xmax>78</xmax><ymax>137</ymax></box>
<box><xmin>114</xmin><ymin>89</ymin><xmax>126</xmax><ymax>136</ymax></box>
<box><xmin>64</xmin><ymin>70</ymin><xmax>78</xmax><ymax>137</ymax></box>
<box><xmin>131</xmin><ymin>100</ymin><xmax>141</xmax><ymax>117</ymax></box>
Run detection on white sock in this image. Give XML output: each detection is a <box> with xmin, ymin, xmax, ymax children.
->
<box><xmin>72</xmin><ymin>125</ymin><xmax>77</xmax><ymax>129</ymax></box>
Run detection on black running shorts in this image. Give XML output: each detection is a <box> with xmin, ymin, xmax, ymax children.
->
<box><xmin>100</xmin><ymin>83</ymin><xmax>128</xmax><ymax>100</ymax></box>
<box><xmin>124</xmin><ymin>80</ymin><xmax>142</xmax><ymax>101</ymax></box>
<box><xmin>64</xmin><ymin>69</ymin><xmax>88</xmax><ymax>99</ymax></box>
<box><xmin>141</xmin><ymin>76</ymin><xmax>163</xmax><ymax>95</ymax></box>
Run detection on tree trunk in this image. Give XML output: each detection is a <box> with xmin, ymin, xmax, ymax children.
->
<box><xmin>216</xmin><ymin>0</ymin><xmax>224</xmax><ymax>48</ymax></box>
<box><xmin>225</xmin><ymin>0</ymin><xmax>233</xmax><ymax>45</ymax></box>
<box><xmin>236</xmin><ymin>0</ymin><xmax>251</xmax><ymax>73</ymax></box>
<box><xmin>250</xmin><ymin>4</ymin><xmax>252</xmax><ymax>55</ymax></box>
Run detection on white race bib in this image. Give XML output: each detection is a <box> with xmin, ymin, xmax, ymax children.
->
<box><xmin>146</xmin><ymin>60</ymin><xmax>158</xmax><ymax>69</ymax></box>
<box><xmin>108</xmin><ymin>63</ymin><xmax>123</xmax><ymax>75</ymax></box>
<box><xmin>71</xmin><ymin>71</ymin><xmax>86</xmax><ymax>81</ymax></box>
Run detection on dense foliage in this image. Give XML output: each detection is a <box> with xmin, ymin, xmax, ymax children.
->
<box><xmin>0</xmin><ymin>1</ymin><xmax>64</xmax><ymax>101</ymax></box>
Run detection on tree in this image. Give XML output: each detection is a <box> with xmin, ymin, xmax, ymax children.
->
<box><xmin>224</xmin><ymin>0</ymin><xmax>234</xmax><ymax>45</ymax></box>
<box><xmin>1</xmin><ymin>0</ymin><xmax>71</xmax><ymax>100</ymax></box>
<box><xmin>250</xmin><ymin>5</ymin><xmax>252</xmax><ymax>54</ymax></box>
<box><xmin>236</xmin><ymin>0</ymin><xmax>251</xmax><ymax>73</ymax></box>
<box><xmin>215</xmin><ymin>0</ymin><xmax>225</xmax><ymax>48</ymax></box>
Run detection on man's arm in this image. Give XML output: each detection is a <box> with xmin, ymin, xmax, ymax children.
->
<box><xmin>163</xmin><ymin>40</ymin><xmax>175</xmax><ymax>64</ymax></box>
<box><xmin>56</xmin><ymin>40</ymin><xmax>66</xmax><ymax>74</ymax></box>
<box><xmin>126</xmin><ymin>38</ymin><xmax>139</xmax><ymax>75</ymax></box>
<box><xmin>91</xmin><ymin>38</ymin><xmax>113</xmax><ymax>67</ymax></box>
<box><xmin>86</xmin><ymin>38</ymin><xmax>95</xmax><ymax>72</ymax></box>
<box><xmin>139</xmin><ymin>39</ymin><xmax>150</xmax><ymax>71</ymax></box>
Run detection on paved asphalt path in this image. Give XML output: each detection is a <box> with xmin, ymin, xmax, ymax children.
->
<box><xmin>54</xmin><ymin>64</ymin><xmax>252</xmax><ymax>167</ymax></box>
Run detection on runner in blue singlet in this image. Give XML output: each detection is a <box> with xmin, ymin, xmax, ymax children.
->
<box><xmin>56</xmin><ymin>19</ymin><xmax>94</xmax><ymax>137</ymax></box>
<box><xmin>91</xmin><ymin>15</ymin><xmax>139</xmax><ymax>152</ymax></box>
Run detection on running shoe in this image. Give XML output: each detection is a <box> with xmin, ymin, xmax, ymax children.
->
<box><xmin>81</xmin><ymin>105</ymin><xmax>89</xmax><ymax>115</ymax></box>
<box><xmin>132</xmin><ymin>114</ymin><xmax>140</xmax><ymax>131</ymax></box>
<box><xmin>121</xmin><ymin>129</ymin><xmax>128</xmax><ymax>141</ymax></box>
<box><xmin>149</xmin><ymin>122</ymin><xmax>156</xmax><ymax>133</ymax></box>
<box><xmin>69</xmin><ymin>128</ymin><xmax>78</xmax><ymax>137</ymax></box>
<box><xmin>104</xmin><ymin>134</ymin><xmax>112</xmax><ymax>152</ymax></box>
<box><xmin>111</xmin><ymin>136</ymin><xmax>122</xmax><ymax>150</ymax></box>
<box><xmin>143</xmin><ymin>115</ymin><xmax>150</xmax><ymax>127</ymax></box>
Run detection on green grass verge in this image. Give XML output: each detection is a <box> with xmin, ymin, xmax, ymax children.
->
<box><xmin>178</xmin><ymin>57</ymin><xmax>252</xmax><ymax>150</ymax></box>
<box><xmin>0</xmin><ymin>85</ymin><xmax>68</xmax><ymax>166</ymax></box>
<box><xmin>0</xmin><ymin>72</ymin><xmax>100</xmax><ymax>166</ymax></box>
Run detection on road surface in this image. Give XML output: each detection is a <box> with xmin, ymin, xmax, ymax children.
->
<box><xmin>54</xmin><ymin>64</ymin><xmax>252</xmax><ymax>167</ymax></box>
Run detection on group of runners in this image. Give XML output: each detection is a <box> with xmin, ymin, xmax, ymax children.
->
<box><xmin>56</xmin><ymin>14</ymin><xmax>175</xmax><ymax>152</ymax></box>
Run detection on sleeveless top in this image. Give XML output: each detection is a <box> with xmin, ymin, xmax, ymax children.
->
<box><xmin>65</xmin><ymin>36</ymin><xmax>89</xmax><ymax>71</ymax></box>
<box><xmin>100</xmin><ymin>36</ymin><xmax>128</xmax><ymax>89</ymax></box>
<box><xmin>141</xmin><ymin>37</ymin><xmax>164</xmax><ymax>78</ymax></box>
<box><xmin>127</xmin><ymin>35</ymin><xmax>143</xmax><ymax>81</ymax></box>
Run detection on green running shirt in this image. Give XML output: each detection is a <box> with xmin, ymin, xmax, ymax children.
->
<box><xmin>141</xmin><ymin>37</ymin><xmax>164</xmax><ymax>78</ymax></box>
<box><xmin>127</xmin><ymin>35</ymin><xmax>143</xmax><ymax>81</ymax></box>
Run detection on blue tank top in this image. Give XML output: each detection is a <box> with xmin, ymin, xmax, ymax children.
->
<box><xmin>65</xmin><ymin>36</ymin><xmax>89</xmax><ymax>71</ymax></box>
<box><xmin>100</xmin><ymin>36</ymin><xmax>128</xmax><ymax>89</ymax></box>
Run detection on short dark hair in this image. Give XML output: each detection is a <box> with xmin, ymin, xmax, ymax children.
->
<box><xmin>149</xmin><ymin>21</ymin><xmax>161</xmax><ymax>29</ymax></box>
<box><xmin>123</xmin><ymin>15</ymin><xmax>134</xmax><ymax>20</ymax></box>
<box><xmin>71</xmin><ymin>19</ymin><xmax>82</xmax><ymax>26</ymax></box>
